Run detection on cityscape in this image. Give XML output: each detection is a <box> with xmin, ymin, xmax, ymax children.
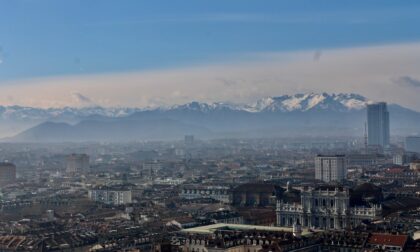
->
<box><xmin>1</xmin><ymin>1</ymin><xmax>420</xmax><ymax>252</ymax></box>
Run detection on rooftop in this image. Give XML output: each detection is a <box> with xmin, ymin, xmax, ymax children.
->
<box><xmin>181</xmin><ymin>223</ymin><xmax>315</xmax><ymax>236</ymax></box>
<box><xmin>367</xmin><ymin>233</ymin><xmax>408</xmax><ymax>247</ymax></box>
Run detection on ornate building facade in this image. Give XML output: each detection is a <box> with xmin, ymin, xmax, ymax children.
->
<box><xmin>276</xmin><ymin>184</ymin><xmax>382</xmax><ymax>230</ymax></box>
<box><xmin>180</xmin><ymin>184</ymin><xmax>231</xmax><ymax>203</ymax></box>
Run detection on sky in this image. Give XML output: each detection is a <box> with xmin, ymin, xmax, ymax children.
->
<box><xmin>1</xmin><ymin>0</ymin><xmax>420</xmax><ymax>110</ymax></box>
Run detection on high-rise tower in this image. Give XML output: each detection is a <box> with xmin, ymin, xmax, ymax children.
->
<box><xmin>367</xmin><ymin>102</ymin><xmax>390</xmax><ymax>147</ymax></box>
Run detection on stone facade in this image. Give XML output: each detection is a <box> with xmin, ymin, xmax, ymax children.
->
<box><xmin>180</xmin><ymin>185</ymin><xmax>231</xmax><ymax>203</ymax></box>
<box><xmin>276</xmin><ymin>186</ymin><xmax>382</xmax><ymax>230</ymax></box>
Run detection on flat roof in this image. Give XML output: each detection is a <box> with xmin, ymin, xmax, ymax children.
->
<box><xmin>181</xmin><ymin>223</ymin><xmax>317</xmax><ymax>237</ymax></box>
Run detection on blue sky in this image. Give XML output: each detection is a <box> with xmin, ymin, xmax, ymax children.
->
<box><xmin>1</xmin><ymin>0</ymin><xmax>420</xmax><ymax>80</ymax></box>
<box><xmin>1</xmin><ymin>1</ymin><xmax>420</xmax><ymax>110</ymax></box>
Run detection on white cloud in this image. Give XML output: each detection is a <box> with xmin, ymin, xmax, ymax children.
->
<box><xmin>0</xmin><ymin>42</ymin><xmax>420</xmax><ymax>111</ymax></box>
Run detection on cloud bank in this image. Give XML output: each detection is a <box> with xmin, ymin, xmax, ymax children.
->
<box><xmin>0</xmin><ymin>43</ymin><xmax>420</xmax><ymax>111</ymax></box>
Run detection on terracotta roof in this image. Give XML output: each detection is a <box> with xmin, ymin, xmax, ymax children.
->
<box><xmin>385</xmin><ymin>168</ymin><xmax>405</xmax><ymax>174</ymax></box>
<box><xmin>367</xmin><ymin>233</ymin><xmax>408</xmax><ymax>247</ymax></box>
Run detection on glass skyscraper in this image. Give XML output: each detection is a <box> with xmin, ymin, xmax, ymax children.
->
<box><xmin>367</xmin><ymin>102</ymin><xmax>390</xmax><ymax>147</ymax></box>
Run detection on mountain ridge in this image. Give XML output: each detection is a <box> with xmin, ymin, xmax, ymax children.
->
<box><xmin>2</xmin><ymin>93</ymin><xmax>419</xmax><ymax>142</ymax></box>
<box><xmin>0</xmin><ymin>93</ymin><xmax>409</xmax><ymax>120</ymax></box>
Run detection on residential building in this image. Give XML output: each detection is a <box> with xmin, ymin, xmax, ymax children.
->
<box><xmin>88</xmin><ymin>185</ymin><xmax>132</xmax><ymax>205</ymax></box>
<box><xmin>315</xmin><ymin>155</ymin><xmax>347</xmax><ymax>182</ymax></box>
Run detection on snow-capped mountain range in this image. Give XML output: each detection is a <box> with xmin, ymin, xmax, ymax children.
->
<box><xmin>0</xmin><ymin>93</ymin><xmax>371</xmax><ymax>121</ymax></box>
<box><xmin>165</xmin><ymin>93</ymin><xmax>371</xmax><ymax>113</ymax></box>
<box><xmin>243</xmin><ymin>93</ymin><xmax>369</xmax><ymax>112</ymax></box>
<box><xmin>1</xmin><ymin>93</ymin><xmax>419</xmax><ymax>141</ymax></box>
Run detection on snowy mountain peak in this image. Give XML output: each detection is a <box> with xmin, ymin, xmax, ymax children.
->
<box><xmin>243</xmin><ymin>93</ymin><xmax>371</xmax><ymax>112</ymax></box>
<box><xmin>169</xmin><ymin>101</ymin><xmax>242</xmax><ymax>113</ymax></box>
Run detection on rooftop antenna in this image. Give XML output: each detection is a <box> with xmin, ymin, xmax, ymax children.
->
<box><xmin>364</xmin><ymin>122</ymin><xmax>368</xmax><ymax>154</ymax></box>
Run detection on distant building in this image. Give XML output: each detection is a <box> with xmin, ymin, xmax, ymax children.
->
<box><xmin>393</xmin><ymin>152</ymin><xmax>418</xmax><ymax>166</ymax></box>
<box><xmin>180</xmin><ymin>184</ymin><xmax>231</xmax><ymax>203</ymax></box>
<box><xmin>88</xmin><ymin>185</ymin><xmax>132</xmax><ymax>205</ymax></box>
<box><xmin>66</xmin><ymin>154</ymin><xmax>89</xmax><ymax>174</ymax></box>
<box><xmin>142</xmin><ymin>161</ymin><xmax>162</xmax><ymax>177</ymax></box>
<box><xmin>393</xmin><ymin>154</ymin><xmax>404</xmax><ymax>166</ymax></box>
<box><xmin>232</xmin><ymin>183</ymin><xmax>282</xmax><ymax>206</ymax></box>
<box><xmin>315</xmin><ymin>155</ymin><xmax>347</xmax><ymax>183</ymax></box>
<box><xmin>0</xmin><ymin>162</ymin><xmax>16</xmax><ymax>187</ymax></box>
<box><xmin>346</xmin><ymin>154</ymin><xmax>386</xmax><ymax>168</ymax></box>
<box><xmin>174</xmin><ymin>148</ymin><xmax>185</xmax><ymax>157</ymax></box>
<box><xmin>367</xmin><ymin>102</ymin><xmax>390</xmax><ymax>147</ymax></box>
<box><xmin>184</xmin><ymin>135</ymin><xmax>194</xmax><ymax>145</ymax></box>
<box><xmin>405</xmin><ymin>136</ymin><xmax>420</xmax><ymax>153</ymax></box>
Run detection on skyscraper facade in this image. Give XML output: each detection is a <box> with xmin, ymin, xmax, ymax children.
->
<box><xmin>367</xmin><ymin>102</ymin><xmax>390</xmax><ymax>147</ymax></box>
<box><xmin>315</xmin><ymin>155</ymin><xmax>347</xmax><ymax>183</ymax></box>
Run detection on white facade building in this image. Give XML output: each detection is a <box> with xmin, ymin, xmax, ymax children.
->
<box><xmin>315</xmin><ymin>155</ymin><xmax>347</xmax><ymax>182</ymax></box>
<box><xmin>276</xmin><ymin>185</ymin><xmax>382</xmax><ymax>230</ymax></box>
<box><xmin>88</xmin><ymin>186</ymin><xmax>132</xmax><ymax>205</ymax></box>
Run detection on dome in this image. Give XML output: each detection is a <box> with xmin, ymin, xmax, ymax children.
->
<box><xmin>350</xmin><ymin>183</ymin><xmax>383</xmax><ymax>207</ymax></box>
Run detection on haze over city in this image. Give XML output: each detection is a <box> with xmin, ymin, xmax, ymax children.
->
<box><xmin>0</xmin><ymin>1</ymin><xmax>420</xmax><ymax>252</ymax></box>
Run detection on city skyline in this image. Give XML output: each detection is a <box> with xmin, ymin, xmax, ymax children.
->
<box><xmin>0</xmin><ymin>2</ymin><xmax>419</xmax><ymax>251</ymax></box>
